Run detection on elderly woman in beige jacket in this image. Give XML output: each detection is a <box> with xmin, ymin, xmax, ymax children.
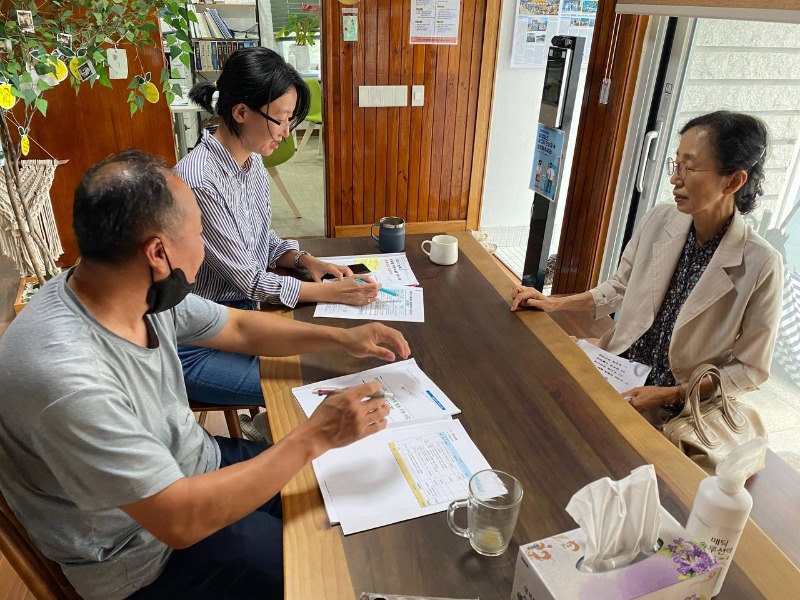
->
<box><xmin>511</xmin><ymin>111</ymin><xmax>783</xmax><ymax>416</ymax></box>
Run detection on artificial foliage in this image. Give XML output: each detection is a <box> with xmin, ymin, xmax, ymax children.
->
<box><xmin>0</xmin><ymin>0</ymin><xmax>194</xmax><ymax>285</ymax></box>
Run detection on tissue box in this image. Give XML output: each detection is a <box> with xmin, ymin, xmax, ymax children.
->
<box><xmin>511</xmin><ymin>509</ymin><xmax>721</xmax><ymax>600</ymax></box>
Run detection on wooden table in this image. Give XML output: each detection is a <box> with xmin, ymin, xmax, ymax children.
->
<box><xmin>260</xmin><ymin>232</ymin><xmax>800</xmax><ymax>600</ymax></box>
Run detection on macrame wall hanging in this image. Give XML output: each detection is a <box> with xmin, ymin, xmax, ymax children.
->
<box><xmin>0</xmin><ymin>159</ymin><xmax>64</xmax><ymax>277</ymax></box>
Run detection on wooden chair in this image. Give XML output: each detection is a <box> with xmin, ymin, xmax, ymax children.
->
<box><xmin>0</xmin><ymin>489</ymin><xmax>81</xmax><ymax>600</ymax></box>
<box><xmin>188</xmin><ymin>401</ymin><xmax>261</xmax><ymax>439</ymax></box>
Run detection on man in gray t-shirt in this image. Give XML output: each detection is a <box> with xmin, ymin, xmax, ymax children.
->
<box><xmin>0</xmin><ymin>150</ymin><xmax>410</xmax><ymax>600</ymax></box>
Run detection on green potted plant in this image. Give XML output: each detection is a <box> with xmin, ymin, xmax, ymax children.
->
<box><xmin>275</xmin><ymin>3</ymin><xmax>320</xmax><ymax>71</ymax></box>
<box><xmin>0</xmin><ymin>1</ymin><xmax>194</xmax><ymax>295</ymax></box>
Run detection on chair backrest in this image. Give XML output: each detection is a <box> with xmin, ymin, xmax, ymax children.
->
<box><xmin>303</xmin><ymin>78</ymin><xmax>323</xmax><ymax>123</ymax></box>
<box><xmin>0</xmin><ymin>489</ymin><xmax>80</xmax><ymax>600</ymax></box>
<box><xmin>262</xmin><ymin>135</ymin><xmax>296</xmax><ymax>169</ymax></box>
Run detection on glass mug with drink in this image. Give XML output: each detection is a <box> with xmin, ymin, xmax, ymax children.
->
<box><xmin>447</xmin><ymin>469</ymin><xmax>523</xmax><ymax>556</ymax></box>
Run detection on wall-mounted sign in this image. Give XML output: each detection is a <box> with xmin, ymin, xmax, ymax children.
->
<box><xmin>410</xmin><ymin>0</ymin><xmax>461</xmax><ymax>45</ymax></box>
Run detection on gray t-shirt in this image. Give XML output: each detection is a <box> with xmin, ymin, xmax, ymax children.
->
<box><xmin>0</xmin><ymin>272</ymin><xmax>227</xmax><ymax>599</ymax></box>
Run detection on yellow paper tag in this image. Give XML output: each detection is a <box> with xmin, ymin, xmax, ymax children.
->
<box><xmin>69</xmin><ymin>57</ymin><xmax>81</xmax><ymax>79</ymax></box>
<box><xmin>0</xmin><ymin>84</ymin><xmax>16</xmax><ymax>110</ymax></box>
<box><xmin>55</xmin><ymin>59</ymin><xmax>68</xmax><ymax>82</ymax></box>
<box><xmin>143</xmin><ymin>81</ymin><xmax>160</xmax><ymax>104</ymax></box>
<box><xmin>20</xmin><ymin>135</ymin><xmax>30</xmax><ymax>156</ymax></box>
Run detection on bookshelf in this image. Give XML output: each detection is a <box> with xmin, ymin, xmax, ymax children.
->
<box><xmin>187</xmin><ymin>1</ymin><xmax>260</xmax><ymax>76</ymax></box>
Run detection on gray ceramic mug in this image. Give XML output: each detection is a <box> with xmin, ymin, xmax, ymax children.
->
<box><xmin>371</xmin><ymin>216</ymin><xmax>405</xmax><ymax>253</ymax></box>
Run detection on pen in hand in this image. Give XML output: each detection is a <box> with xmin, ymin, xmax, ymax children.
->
<box><xmin>355</xmin><ymin>278</ymin><xmax>400</xmax><ymax>297</ymax></box>
<box><xmin>313</xmin><ymin>387</ymin><xmax>386</xmax><ymax>400</ymax></box>
<box><xmin>313</xmin><ymin>387</ymin><xmax>387</xmax><ymax>414</ymax></box>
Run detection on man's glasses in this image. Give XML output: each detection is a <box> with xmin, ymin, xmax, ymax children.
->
<box><xmin>666</xmin><ymin>157</ymin><xmax>714</xmax><ymax>182</ymax></box>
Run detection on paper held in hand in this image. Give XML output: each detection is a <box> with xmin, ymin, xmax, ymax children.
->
<box><xmin>577</xmin><ymin>340</ymin><xmax>651</xmax><ymax>394</ymax></box>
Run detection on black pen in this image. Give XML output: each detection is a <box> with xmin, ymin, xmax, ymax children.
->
<box><xmin>312</xmin><ymin>387</ymin><xmax>386</xmax><ymax>400</ymax></box>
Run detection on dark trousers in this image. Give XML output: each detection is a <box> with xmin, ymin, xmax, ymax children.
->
<box><xmin>128</xmin><ymin>437</ymin><xmax>283</xmax><ymax>599</ymax></box>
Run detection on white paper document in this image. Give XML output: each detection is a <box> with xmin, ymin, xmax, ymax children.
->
<box><xmin>318</xmin><ymin>253</ymin><xmax>419</xmax><ymax>286</ymax></box>
<box><xmin>314</xmin><ymin>419</ymin><xmax>491</xmax><ymax>534</ymax></box>
<box><xmin>577</xmin><ymin>339</ymin><xmax>652</xmax><ymax>394</ymax></box>
<box><xmin>292</xmin><ymin>359</ymin><xmax>459</xmax><ymax>425</ymax></box>
<box><xmin>313</xmin><ymin>285</ymin><xmax>424</xmax><ymax>322</ymax></box>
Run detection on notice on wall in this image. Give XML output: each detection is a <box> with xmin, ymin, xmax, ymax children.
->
<box><xmin>511</xmin><ymin>0</ymin><xmax>597</xmax><ymax>68</ymax></box>
<box><xmin>410</xmin><ymin>0</ymin><xmax>461</xmax><ymax>45</ymax></box>
<box><xmin>530</xmin><ymin>123</ymin><xmax>565</xmax><ymax>201</ymax></box>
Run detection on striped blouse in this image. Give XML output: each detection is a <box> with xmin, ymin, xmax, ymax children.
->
<box><xmin>174</xmin><ymin>127</ymin><xmax>301</xmax><ymax>307</ymax></box>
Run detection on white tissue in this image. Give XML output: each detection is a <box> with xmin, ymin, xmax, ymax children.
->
<box><xmin>565</xmin><ymin>464</ymin><xmax>662</xmax><ymax>573</ymax></box>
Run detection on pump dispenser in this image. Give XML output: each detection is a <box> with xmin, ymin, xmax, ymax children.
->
<box><xmin>686</xmin><ymin>437</ymin><xmax>767</xmax><ymax>597</ymax></box>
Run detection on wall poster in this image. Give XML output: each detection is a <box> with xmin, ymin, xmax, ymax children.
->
<box><xmin>410</xmin><ymin>0</ymin><xmax>461</xmax><ymax>45</ymax></box>
<box><xmin>511</xmin><ymin>0</ymin><xmax>597</xmax><ymax>68</ymax></box>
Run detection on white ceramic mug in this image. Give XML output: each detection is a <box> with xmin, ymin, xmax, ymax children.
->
<box><xmin>421</xmin><ymin>235</ymin><xmax>458</xmax><ymax>265</ymax></box>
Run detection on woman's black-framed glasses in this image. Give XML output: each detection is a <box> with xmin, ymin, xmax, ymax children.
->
<box><xmin>666</xmin><ymin>157</ymin><xmax>714</xmax><ymax>182</ymax></box>
<box><xmin>253</xmin><ymin>107</ymin><xmax>293</xmax><ymax>131</ymax></box>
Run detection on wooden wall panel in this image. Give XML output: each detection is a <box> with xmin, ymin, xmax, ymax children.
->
<box><xmin>552</xmin><ymin>3</ymin><xmax>648</xmax><ymax>293</ymax></box>
<box><xmin>18</xmin><ymin>31</ymin><xmax>176</xmax><ymax>266</ymax></box>
<box><xmin>323</xmin><ymin>0</ymin><xmax>500</xmax><ymax>236</ymax></box>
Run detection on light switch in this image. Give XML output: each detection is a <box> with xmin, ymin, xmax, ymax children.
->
<box><xmin>358</xmin><ymin>85</ymin><xmax>408</xmax><ymax>107</ymax></box>
<box><xmin>411</xmin><ymin>85</ymin><xmax>424</xmax><ymax>106</ymax></box>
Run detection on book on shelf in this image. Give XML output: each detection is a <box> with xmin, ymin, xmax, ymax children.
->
<box><xmin>207</xmin><ymin>9</ymin><xmax>234</xmax><ymax>38</ymax></box>
<box><xmin>195</xmin><ymin>40</ymin><xmax>257</xmax><ymax>71</ymax></box>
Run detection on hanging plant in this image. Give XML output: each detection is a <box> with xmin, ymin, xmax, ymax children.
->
<box><xmin>0</xmin><ymin>1</ymin><xmax>195</xmax><ymax>285</ymax></box>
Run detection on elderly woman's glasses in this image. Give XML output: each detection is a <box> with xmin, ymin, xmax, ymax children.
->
<box><xmin>666</xmin><ymin>157</ymin><xmax>714</xmax><ymax>182</ymax></box>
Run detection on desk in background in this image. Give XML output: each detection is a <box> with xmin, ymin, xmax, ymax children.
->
<box><xmin>169</xmin><ymin>101</ymin><xmax>206</xmax><ymax>159</ymax></box>
<box><xmin>260</xmin><ymin>232</ymin><xmax>800</xmax><ymax>600</ymax></box>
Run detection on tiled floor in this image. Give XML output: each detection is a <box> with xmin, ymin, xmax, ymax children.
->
<box><xmin>480</xmin><ymin>225</ymin><xmax>529</xmax><ymax>279</ymax></box>
<box><xmin>495</xmin><ymin>245</ymin><xmax>527</xmax><ymax>279</ymax></box>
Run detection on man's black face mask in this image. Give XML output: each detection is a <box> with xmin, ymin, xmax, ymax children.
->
<box><xmin>146</xmin><ymin>241</ymin><xmax>195</xmax><ymax>314</ymax></box>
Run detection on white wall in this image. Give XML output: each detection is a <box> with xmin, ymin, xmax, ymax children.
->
<box><xmin>481</xmin><ymin>0</ymin><xmax>545</xmax><ymax>228</ymax></box>
<box><xmin>481</xmin><ymin>0</ymin><xmax>587</xmax><ymax>249</ymax></box>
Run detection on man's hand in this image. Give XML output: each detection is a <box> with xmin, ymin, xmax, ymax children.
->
<box><xmin>339</xmin><ymin>323</ymin><xmax>411</xmax><ymax>362</ymax></box>
<box><xmin>304</xmin><ymin>382</ymin><xmax>391</xmax><ymax>457</ymax></box>
<box><xmin>511</xmin><ymin>286</ymin><xmax>560</xmax><ymax>312</ymax></box>
<box><xmin>305</xmin><ymin>257</ymin><xmax>354</xmax><ymax>282</ymax></box>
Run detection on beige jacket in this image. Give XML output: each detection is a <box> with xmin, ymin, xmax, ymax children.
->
<box><xmin>590</xmin><ymin>203</ymin><xmax>783</xmax><ymax>394</ymax></box>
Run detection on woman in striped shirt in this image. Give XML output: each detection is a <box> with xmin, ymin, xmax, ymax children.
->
<box><xmin>174</xmin><ymin>48</ymin><xmax>380</xmax><ymax>436</ymax></box>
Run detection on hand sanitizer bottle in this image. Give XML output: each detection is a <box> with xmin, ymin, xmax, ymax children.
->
<box><xmin>686</xmin><ymin>437</ymin><xmax>767</xmax><ymax>597</ymax></box>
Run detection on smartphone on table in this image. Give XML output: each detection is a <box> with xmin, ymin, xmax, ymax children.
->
<box><xmin>322</xmin><ymin>263</ymin><xmax>372</xmax><ymax>280</ymax></box>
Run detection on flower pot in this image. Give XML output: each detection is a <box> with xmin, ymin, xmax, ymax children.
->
<box><xmin>289</xmin><ymin>44</ymin><xmax>311</xmax><ymax>72</ymax></box>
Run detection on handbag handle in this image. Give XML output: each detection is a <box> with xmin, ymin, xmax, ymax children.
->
<box><xmin>675</xmin><ymin>364</ymin><xmax>749</xmax><ymax>447</ymax></box>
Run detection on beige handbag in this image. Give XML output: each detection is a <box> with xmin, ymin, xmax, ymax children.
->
<box><xmin>661</xmin><ymin>364</ymin><xmax>767</xmax><ymax>473</ymax></box>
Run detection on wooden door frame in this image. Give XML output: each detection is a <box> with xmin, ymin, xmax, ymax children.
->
<box><xmin>552</xmin><ymin>4</ymin><xmax>650</xmax><ymax>293</ymax></box>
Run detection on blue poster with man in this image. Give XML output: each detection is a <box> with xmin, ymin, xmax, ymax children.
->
<box><xmin>530</xmin><ymin>123</ymin><xmax>565</xmax><ymax>202</ymax></box>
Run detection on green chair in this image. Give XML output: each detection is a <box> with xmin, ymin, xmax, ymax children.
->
<box><xmin>296</xmin><ymin>78</ymin><xmax>323</xmax><ymax>157</ymax></box>
<box><xmin>262</xmin><ymin>136</ymin><xmax>302</xmax><ymax>218</ymax></box>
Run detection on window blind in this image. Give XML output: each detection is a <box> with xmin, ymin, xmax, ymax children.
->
<box><xmin>270</xmin><ymin>0</ymin><xmax>321</xmax><ymax>36</ymax></box>
<box><xmin>616</xmin><ymin>0</ymin><xmax>800</xmax><ymax>24</ymax></box>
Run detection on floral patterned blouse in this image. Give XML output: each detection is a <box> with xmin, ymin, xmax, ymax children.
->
<box><xmin>623</xmin><ymin>217</ymin><xmax>732</xmax><ymax>411</ymax></box>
